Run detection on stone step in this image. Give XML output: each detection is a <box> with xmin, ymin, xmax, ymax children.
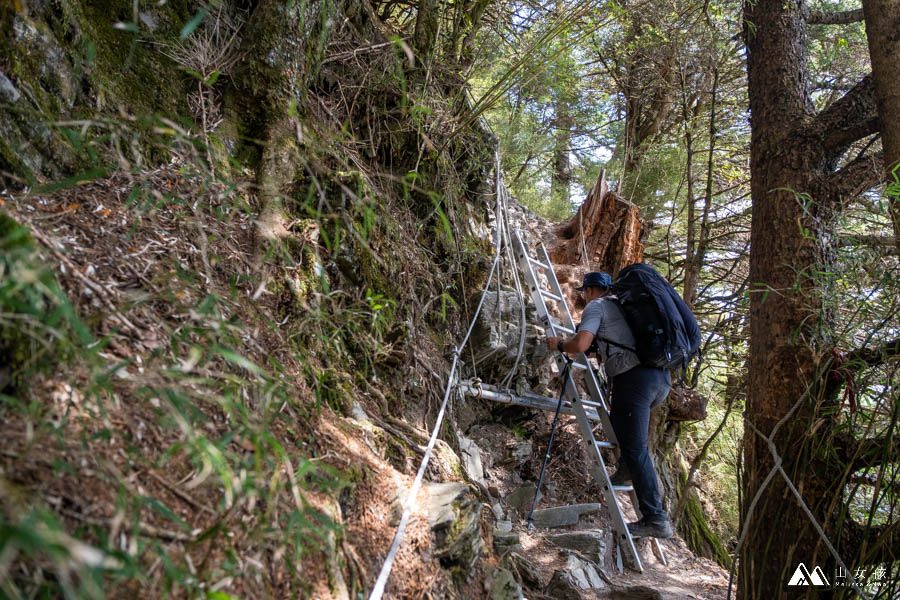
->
<box><xmin>530</xmin><ymin>503</ymin><xmax>603</xmax><ymax>528</ymax></box>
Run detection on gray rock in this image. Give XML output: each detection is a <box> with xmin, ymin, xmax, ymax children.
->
<box><xmin>459</xmin><ymin>435</ymin><xmax>486</xmax><ymax>487</ymax></box>
<box><xmin>495</xmin><ymin>520</ymin><xmax>513</xmax><ymax>533</ymax></box>
<box><xmin>490</xmin><ymin>567</ymin><xmax>525</xmax><ymax>600</ymax></box>
<box><xmin>13</xmin><ymin>16</ymin><xmax>75</xmax><ymax>107</ymax></box>
<box><xmin>425</xmin><ymin>482</ymin><xmax>483</xmax><ymax>571</ymax></box>
<box><xmin>350</xmin><ymin>401</ymin><xmax>370</xmax><ymax>422</ymax></box>
<box><xmin>545</xmin><ymin>569</ymin><xmax>584</xmax><ymax>600</ymax></box>
<box><xmin>0</xmin><ymin>74</ymin><xmax>21</xmax><ymax>104</ymax></box>
<box><xmin>456</xmin><ymin>400</ymin><xmax>483</xmax><ymax>432</ymax></box>
<box><xmin>504</xmin><ymin>440</ymin><xmax>533</xmax><ymax>466</ymax></box>
<box><xmin>467</xmin><ymin>289</ymin><xmax>552</xmax><ymax>387</ymax></box>
<box><xmin>564</xmin><ymin>554</ymin><xmax>606</xmax><ymax>589</ymax></box>
<box><xmin>568</xmin><ymin>564</ymin><xmax>591</xmax><ymax>589</ymax></box>
<box><xmin>585</xmin><ymin>564</ymin><xmax>606</xmax><ymax>589</ymax></box>
<box><xmin>425</xmin><ymin>481</ymin><xmax>469</xmax><ymax>529</ymax></box>
<box><xmin>547</xmin><ymin>530</ymin><xmax>607</xmax><ymax>561</ymax></box>
<box><xmin>544</xmin><ymin>480</ymin><xmax>560</xmax><ymax>499</ymax></box>
<box><xmin>491</xmin><ymin>501</ymin><xmax>505</xmax><ymax>520</ymax></box>
<box><xmin>139</xmin><ymin>11</ymin><xmax>159</xmax><ymax>31</ymax></box>
<box><xmin>597</xmin><ymin>585</ymin><xmax>662</xmax><ymax>599</ymax></box>
<box><xmin>493</xmin><ymin>530</ymin><xmax>521</xmax><ymax>554</ymax></box>
<box><xmin>531</xmin><ymin>503</ymin><xmax>603</xmax><ymax>528</ymax></box>
<box><xmin>507</xmin><ymin>483</ymin><xmax>538</xmax><ymax>514</ymax></box>
<box><xmin>509</xmin><ymin>552</ymin><xmax>542</xmax><ymax>588</ymax></box>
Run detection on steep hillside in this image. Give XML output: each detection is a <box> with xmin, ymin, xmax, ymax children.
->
<box><xmin>0</xmin><ymin>2</ymin><xmax>731</xmax><ymax>599</ymax></box>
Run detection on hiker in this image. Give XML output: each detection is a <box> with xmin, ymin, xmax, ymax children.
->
<box><xmin>545</xmin><ymin>271</ymin><xmax>675</xmax><ymax>539</ymax></box>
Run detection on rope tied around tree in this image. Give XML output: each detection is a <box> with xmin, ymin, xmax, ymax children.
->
<box><xmin>727</xmin><ymin>354</ymin><xmax>872</xmax><ymax>600</ymax></box>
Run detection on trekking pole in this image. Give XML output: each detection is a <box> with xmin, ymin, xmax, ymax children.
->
<box><xmin>526</xmin><ymin>355</ymin><xmax>574</xmax><ymax>530</ymax></box>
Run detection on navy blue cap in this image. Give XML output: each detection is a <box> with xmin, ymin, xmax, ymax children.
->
<box><xmin>575</xmin><ymin>271</ymin><xmax>613</xmax><ymax>291</ymax></box>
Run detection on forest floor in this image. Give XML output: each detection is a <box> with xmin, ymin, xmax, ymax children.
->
<box><xmin>2</xmin><ymin>166</ymin><xmax>732</xmax><ymax>599</ymax></box>
<box><xmin>476</xmin><ymin>414</ymin><xmax>732</xmax><ymax>599</ymax></box>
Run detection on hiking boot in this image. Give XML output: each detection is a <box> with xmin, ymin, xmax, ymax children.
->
<box><xmin>610</xmin><ymin>466</ymin><xmax>632</xmax><ymax>486</ymax></box>
<box><xmin>627</xmin><ymin>517</ymin><xmax>675</xmax><ymax>539</ymax></box>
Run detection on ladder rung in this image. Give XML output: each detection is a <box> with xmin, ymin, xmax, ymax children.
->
<box><xmin>595</xmin><ymin>441</ymin><xmax>616</xmax><ymax>449</ymax></box>
<box><xmin>582</xmin><ymin>398</ymin><xmax>604</xmax><ymax>408</ymax></box>
<box><xmin>612</xmin><ymin>484</ymin><xmax>634</xmax><ymax>492</ymax></box>
<box><xmin>540</xmin><ymin>289</ymin><xmax>563</xmax><ymax>302</ymax></box>
<box><xmin>528</xmin><ymin>257</ymin><xmax>551</xmax><ymax>271</ymax></box>
<box><xmin>570</xmin><ymin>362</ymin><xmax>588</xmax><ymax>370</ymax></box>
<box><xmin>554</xmin><ymin>324</ymin><xmax>575</xmax><ymax>334</ymax></box>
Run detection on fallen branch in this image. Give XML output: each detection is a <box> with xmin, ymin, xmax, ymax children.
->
<box><xmin>60</xmin><ymin>507</ymin><xmax>195</xmax><ymax>543</ymax></box>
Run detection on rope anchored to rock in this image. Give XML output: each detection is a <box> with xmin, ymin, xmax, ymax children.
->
<box><xmin>368</xmin><ymin>151</ymin><xmax>527</xmax><ymax>600</ymax></box>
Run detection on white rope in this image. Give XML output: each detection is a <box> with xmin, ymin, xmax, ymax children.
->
<box><xmin>500</xmin><ymin>180</ymin><xmax>528</xmax><ymax>389</ymax></box>
<box><xmin>368</xmin><ymin>145</ymin><xmax>512</xmax><ymax>600</ymax></box>
<box><xmin>748</xmin><ymin>419</ymin><xmax>870</xmax><ymax>599</ymax></box>
<box><xmin>367</xmin><ymin>252</ymin><xmax>500</xmax><ymax>600</ymax></box>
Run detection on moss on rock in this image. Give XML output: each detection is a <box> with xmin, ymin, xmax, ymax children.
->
<box><xmin>676</xmin><ymin>459</ymin><xmax>731</xmax><ymax>568</ymax></box>
<box><xmin>0</xmin><ymin>0</ymin><xmax>194</xmax><ymax>185</ymax></box>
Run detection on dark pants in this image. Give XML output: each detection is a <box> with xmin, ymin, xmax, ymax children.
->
<box><xmin>610</xmin><ymin>366</ymin><xmax>671</xmax><ymax>523</ymax></box>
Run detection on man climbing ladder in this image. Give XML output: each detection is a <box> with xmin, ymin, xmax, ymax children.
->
<box><xmin>546</xmin><ymin>271</ymin><xmax>675</xmax><ymax>539</ymax></box>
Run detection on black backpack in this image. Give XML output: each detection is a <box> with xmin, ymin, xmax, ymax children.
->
<box><xmin>598</xmin><ymin>263</ymin><xmax>701</xmax><ymax>373</ymax></box>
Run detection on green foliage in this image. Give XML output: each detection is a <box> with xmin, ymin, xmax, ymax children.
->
<box><xmin>619</xmin><ymin>143</ymin><xmax>686</xmax><ymax>221</ymax></box>
<box><xmin>0</xmin><ymin>124</ymin><xmax>355</xmax><ymax>598</ymax></box>
<box><xmin>0</xmin><ymin>212</ymin><xmax>91</xmax><ymax>397</ymax></box>
<box><xmin>467</xmin><ymin>5</ymin><xmax>617</xmax><ymax>221</ymax></box>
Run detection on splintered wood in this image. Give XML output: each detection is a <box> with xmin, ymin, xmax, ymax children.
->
<box><xmin>547</xmin><ymin>170</ymin><xmax>644</xmax><ymax>276</ymax></box>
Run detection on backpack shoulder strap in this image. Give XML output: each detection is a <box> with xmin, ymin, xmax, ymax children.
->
<box><xmin>593</xmin><ymin>297</ymin><xmax>637</xmax><ymax>354</ymax></box>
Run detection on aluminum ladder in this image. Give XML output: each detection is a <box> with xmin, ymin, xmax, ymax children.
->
<box><xmin>510</xmin><ymin>228</ymin><xmax>666</xmax><ymax>572</ymax></box>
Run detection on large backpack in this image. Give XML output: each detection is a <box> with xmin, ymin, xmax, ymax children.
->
<box><xmin>598</xmin><ymin>263</ymin><xmax>701</xmax><ymax>372</ymax></box>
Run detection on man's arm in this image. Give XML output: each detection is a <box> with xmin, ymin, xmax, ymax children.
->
<box><xmin>546</xmin><ymin>330</ymin><xmax>595</xmax><ymax>354</ymax></box>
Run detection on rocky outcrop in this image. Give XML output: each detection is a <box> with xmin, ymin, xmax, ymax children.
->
<box><xmin>547</xmin><ymin>531</ymin><xmax>608</xmax><ymax>563</ymax></box>
<box><xmin>425</xmin><ymin>482</ymin><xmax>484</xmax><ymax>574</ymax></box>
<box><xmin>1</xmin><ymin>2</ymin><xmax>190</xmax><ymax>186</ymax></box>
<box><xmin>531</xmin><ymin>503</ymin><xmax>603</xmax><ymax>528</ymax></box>
<box><xmin>468</xmin><ymin>288</ymin><xmax>553</xmax><ymax>390</ymax></box>
<box><xmin>489</xmin><ymin>567</ymin><xmax>526</xmax><ymax>600</ymax></box>
<box><xmin>546</xmin><ymin>569</ymin><xmax>586</xmax><ymax>599</ymax></box>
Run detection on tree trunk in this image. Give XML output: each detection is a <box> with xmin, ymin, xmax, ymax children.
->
<box><xmin>682</xmin><ymin>67</ymin><xmax>718</xmax><ymax>308</ymax></box>
<box><xmin>551</xmin><ymin>98</ymin><xmax>573</xmax><ymax>210</ymax></box>
<box><xmin>229</xmin><ymin>0</ymin><xmax>340</xmax><ymax>268</ymax></box>
<box><xmin>862</xmin><ymin>0</ymin><xmax>900</xmax><ymax>256</ymax></box>
<box><xmin>617</xmin><ymin>16</ymin><xmax>676</xmax><ymax>207</ymax></box>
<box><xmin>741</xmin><ymin>1</ymin><xmax>836</xmax><ymax>597</ymax></box>
<box><xmin>414</xmin><ymin>0</ymin><xmax>440</xmax><ymax>66</ymax></box>
<box><xmin>740</xmin><ymin>0</ymin><xmax>885</xmax><ymax>597</ymax></box>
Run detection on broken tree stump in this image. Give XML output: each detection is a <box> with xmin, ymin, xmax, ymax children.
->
<box><xmin>547</xmin><ymin>170</ymin><xmax>644</xmax><ymax>276</ymax></box>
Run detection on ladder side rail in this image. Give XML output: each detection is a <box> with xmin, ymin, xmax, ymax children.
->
<box><xmin>535</xmin><ymin>242</ymin><xmax>613</xmax><ymax>417</ymax></box>
<box><xmin>576</xmin><ymin>352</ymin><xmax>615</xmax><ymax>435</ymax></box>
<box><xmin>536</xmin><ymin>243</ymin><xmax>578</xmax><ymax>331</ymax></box>
<box><xmin>512</xmin><ymin>228</ymin><xmax>648</xmax><ymax>572</ymax></box>
<box><xmin>513</xmin><ymin>232</ymin><xmax>562</xmax><ymax>338</ymax></box>
<box><xmin>543</xmin><ymin>337</ymin><xmax>643</xmax><ymax>572</ymax></box>
<box><xmin>563</xmin><ymin>367</ymin><xmax>644</xmax><ymax>573</ymax></box>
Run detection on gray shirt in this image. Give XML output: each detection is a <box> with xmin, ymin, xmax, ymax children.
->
<box><xmin>577</xmin><ymin>297</ymin><xmax>640</xmax><ymax>377</ymax></box>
